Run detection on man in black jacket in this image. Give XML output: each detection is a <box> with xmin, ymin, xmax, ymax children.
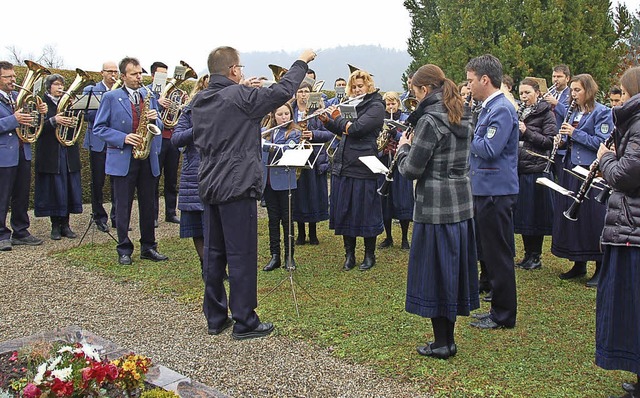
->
<box><xmin>191</xmin><ymin>46</ymin><xmax>316</xmax><ymax>340</ymax></box>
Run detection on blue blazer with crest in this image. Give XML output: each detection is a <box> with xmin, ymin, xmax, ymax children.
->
<box><xmin>565</xmin><ymin>102</ymin><xmax>613</xmax><ymax>166</ymax></box>
<box><xmin>93</xmin><ymin>86</ymin><xmax>162</xmax><ymax>177</ymax></box>
<box><xmin>0</xmin><ymin>91</ymin><xmax>32</xmax><ymax>167</ymax></box>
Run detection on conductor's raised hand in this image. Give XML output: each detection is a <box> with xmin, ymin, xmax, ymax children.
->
<box><xmin>298</xmin><ymin>49</ymin><xmax>317</xmax><ymax>64</ymax></box>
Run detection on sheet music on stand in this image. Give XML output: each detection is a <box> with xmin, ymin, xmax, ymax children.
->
<box><xmin>70</xmin><ymin>92</ymin><xmax>102</xmax><ymax>111</ymax></box>
<box><xmin>339</xmin><ymin>103</ymin><xmax>358</xmax><ymax>120</ymax></box>
<box><xmin>151</xmin><ymin>72</ymin><xmax>167</xmax><ymax>95</ymax></box>
<box><xmin>359</xmin><ymin>155</ymin><xmax>389</xmax><ymax>174</ymax></box>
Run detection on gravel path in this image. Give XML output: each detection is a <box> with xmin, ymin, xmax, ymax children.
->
<box><xmin>0</xmin><ymin>201</ymin><xmax>429</xmax><ymax>398</ymax></box>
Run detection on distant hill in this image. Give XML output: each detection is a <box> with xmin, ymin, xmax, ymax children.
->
<box><xmin>207</xmin><ymin>46</ymin><xmax>412</xmax><ymax>93</ymax></box>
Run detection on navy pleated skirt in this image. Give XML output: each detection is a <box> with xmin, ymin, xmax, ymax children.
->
<box><xmin>34</xmin><ymin>148</ymin><xmax>82</xmax><ymax>217</ymax></box>
<box><xmin>180</xmin><ymin>210</ymin><xmax>204</xmax><ymax>238</ymax></box>
<box><xmin>405</xmin><ymin>219</ymin><xmax>480</xmax><ymax>322</ymax></box>
<box><xmin>514</xmin><ymin>172</ymin><xmax>554</xmax><ymax>236</ymax></box>
<box><xmin>293</xmin><ymin>168</ymin><xmax>329</xmax><ymax>223</ymax></box>
<box><xmin>595</xmin><ymin>245</ymin><xmax>640</xmax><ymax>375</ymax></box>
<box><xmin>551</xmin><ymin>155</ymin><xmax>605</xmax><ymax>261</ymax></box>
<box><xmin>378</xmin><ymin>164</ymin><xmax>414</xmax><ymax>221</ymax></box>
<box><xmin>329</xmin><ymin>175</ymin><xmax>383</xmax><ymax>237</ymax></box>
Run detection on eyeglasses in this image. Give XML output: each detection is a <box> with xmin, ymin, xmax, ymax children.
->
<box><xmin>102</xmin><ymin>70</ymin><xmax>119</xmax><ymax>74</ymax></box>
<box><xmin>228</xmin><ymin>65</ymin><xmax>244</xmax><ymax>70</ymax></box>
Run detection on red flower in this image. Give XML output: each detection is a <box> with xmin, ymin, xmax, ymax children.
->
<box><xmin>23</xmin><ymin>383</ymin><xmax>42</xmax><ymax>398</ymax></box>
<box><xmin>51</xmin><ymin>378</ymin><xmax>74</xmax><ymax>396</ymax></box>
<box><xmin>9</xmin><ymin>351</ymin><xmax>18</xmax><ymax>361</ymax></box>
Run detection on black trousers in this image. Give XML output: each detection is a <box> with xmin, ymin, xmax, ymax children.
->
<box><xmin>0</xmin><ymin>149</ymin><xmax>31</xmax><ymax>241</ymax></box>
<box><xmin>263</xmin><ymin>185</ymin><xmax>294</xmax><ymax>256</ymax></box>
<box><xmin>154</xmin><ymin>137</ymin><xmax>179</xmax><ymax>219</ymax></box>
<box><xmin>474</xmin><ymin>194</ymin><xmax>518</xmax><ymax>327</ymax></box>
<box><xmin>112</xmin><ymin>157</ymin><xmax>156</xmax><ymax>256</ymax></box>
<box><xmin>202</xmin><ymin>198</ymin><xmax>260</xmax><ymax>334</ymax></box>
<box><xmin>89</xmin><ymin>149</ymin><xmax>115</xmax><ymax>224</ymax></box>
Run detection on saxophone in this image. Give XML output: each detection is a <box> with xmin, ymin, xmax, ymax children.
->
<box><xmin>132</xmin><ymin>88</ymin><xmax>161</xmax><ymax>160</ymax></box>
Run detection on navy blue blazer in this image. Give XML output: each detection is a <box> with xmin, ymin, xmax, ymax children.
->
<box><xmin>93</xmin><ymin>86</ymin><xmax>162</xmax><ymax>177</ymax></box>
<box><xmin>470</xmin><ymin>92</ymin><xmax>519</xmax><ymax>196</ymax></box>
<box><xmin>0</xmin><ymin>91</ymin><xmax>32</xmax><ymax>167</ymax></box>
<box><xmin>565</xmin><ymin>102</ymin><xmax>613</xmax><ymax>166</ymax></box>
<box><xmin>82</xmin><ymin>80</ymin><xmax>108</xmax><ymax>152</ymax></box>
<box><xmin>262</xmin><ymin>128</ymin><xmax>301</xmax><ymax>191</ymax></box>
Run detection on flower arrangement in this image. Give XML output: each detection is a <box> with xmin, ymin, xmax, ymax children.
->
<box><xmin>4</xmin><ymin>342</ymin><xmax>153</xmax><ymax>398</ymax></box>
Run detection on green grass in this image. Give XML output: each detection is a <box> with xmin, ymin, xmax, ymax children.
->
<box><xmin>59</xmin><ymin>219</ymin><xmax>632</xmax><ymax>397</ymax></box>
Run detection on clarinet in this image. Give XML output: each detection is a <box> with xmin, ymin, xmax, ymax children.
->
<box><xmin>377</xmin><ymin>124</ymin><xmax>413</xmax><ymax>197</ymax></box>
<box><xmin>543</xmin><ymin>99</ymin><xmax>577</xmax><ymax>174</ymax></box>
<box><xmin>563</xmin><ymin>132</ymin><xmax>615</xmax><ymax>221</ymax></box>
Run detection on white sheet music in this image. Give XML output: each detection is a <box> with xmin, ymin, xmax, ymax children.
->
<box><xmin>536</xmin><ymin>177</ymin><xmax>576</xmax><ymax>199</ymax></box>
<box><xmin>359</xmin><ymin>156</ymin><xmax>389</xmax><ymax>174</ymax></box>
<box><xmin>277</xmin><ymin>148</ymin><xmax>313</xmax><ymax>167</ymax></box>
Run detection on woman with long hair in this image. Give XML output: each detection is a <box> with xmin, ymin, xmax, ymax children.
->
<box><xmin>552</xmin><ymin>74</ymin><xmax>613</xmax><ymax>287</ymax></box>
<box><xmin>396</xmin><ymin>64</ymin><xmax>478</xmax><ymax>359</ymax></box>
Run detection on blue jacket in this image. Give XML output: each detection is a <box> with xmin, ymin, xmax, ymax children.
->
<box><xmin>0</xmin><ymin>91</ymin><xmax>32</xmax><ymax>167</ymax></box>
<box><xmin>261</xmin><ymin>128</ymin><xmax>301</xmax><ymax>191</ymax></box>
<box><xmin>470</xmin><ymin>92</ymin><xmax>519</xmax><ymax>196</ymax></box>
<box><xmin>565</xmin><ymin>102</ymin><xmax>613</xmax><ymax>166</ymax></box>
<box><xmin>93</xmin><ymin>86</ymin><xmax>163</xmax><ymax>177</ymax></box>
<box><xmin>191</xmin><ymin>59</ymin><xmax>308</xmax><ymax>205</ymax></box>
<box><xmin>171</xmin><ymin>104</ymin><xmax>203</xmax><ymax>212</ymax></box>
<box><xmin>82</xmin><ymin>81</ymin><xmax>109</xmax><ymax>152</ymax></box>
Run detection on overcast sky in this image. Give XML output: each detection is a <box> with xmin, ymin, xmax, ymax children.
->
<box><xmin>4</xmin><ymin>0</ymin><xmax>638</xmax><ymax>75</ymax></box>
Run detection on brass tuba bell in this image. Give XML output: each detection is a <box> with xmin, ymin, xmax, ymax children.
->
<box><xmin>55</xmin><ymin>68</ymin><xmax>95</xmax><ymax>146</ymax></box>
<box><xmin>160</xmin><ymin>60</ymin><xmax>197</xmax><ymax>129</ymax></box>
<box><xmin>268</xmin><ymin>64</ymin><xmax>288</xmax><ymax>82</ymax></box>
<box><xmin>403</xmin><ymin>96</ymin><xmax>418</xmax><ymax>113</ymax></box>
<box><xmin>15</xmin><ymin>60</ymin><xmax>51</xmax><ymax>143</ymax></box>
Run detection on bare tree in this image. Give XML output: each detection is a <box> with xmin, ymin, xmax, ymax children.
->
<box><xmin>4</xmin><ymin>45</ymin><xmax>26</xmax><ymax>65</ymax></box>
<box><xmin>39</xmin><ymin>44</ymin><xmax>64</xmax><ymax>69</ymax></box>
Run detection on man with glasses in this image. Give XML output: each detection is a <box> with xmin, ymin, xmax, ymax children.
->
<box><xmin>82</xmin><ymin>61</ymin><xmax>119</xmax><ymax>233</ymax></box>
<box><xmin>0</xmin><ymin>61</ymin><xmax>47</xmax><ymax>251</ymax></box>
<box><xmin>191</xmin><ymin>46</ymin><xmax>316</xmax><ymax>340</ymax></box>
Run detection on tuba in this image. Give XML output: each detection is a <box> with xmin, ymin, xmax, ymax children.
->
<box><xmin>159</xmin><ymin>60</ymin><xmax>197</xmax><ymax>129</ymax></box>
<box><xmin>15</xmin><ymin>60</ymin><xmax>51</xmax><ymax>143</ymax></box>
<box><xmin>132</xmin><ymin>88</ymin><xmax>162</xmax><ymax>160</ymax></box>
<box><xmin>55</xmin><ymin>68</ymin><xmax>95</xmax><ymax>146</ymax></box>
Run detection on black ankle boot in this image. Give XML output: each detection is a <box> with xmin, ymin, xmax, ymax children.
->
<box><xmin>343</xmin><ymin>236</ymin><xmax>356</xmax><ymax>271</ymax></box>
<box><xmin>50</xmin><ymin>220</ymin><xmax>62</xmax><ymax>241</ymax></box>
<box><xmin>586</xmin><ymin>262</ymin><xmax>601</xmax><ymax>288</ymax></box>
<box><xmin>285</xmin><ymin>256</ymin><xmax>297</xmax><ymax>270</ymax></box>
<box><xmin>523</xmin><ymin>252</ymin><xmax>542</xmax><ymax>270</ymax></box>
<box><xmin>359</xmin><ymin>237</ymin><xmax>376</xmax><ymax>271</ymax></box>
<box><xmin>60</xmin><ymin>224</ymin><xmax>77</xmax><ymax>239</ymax></box>
<box><xmin>516</xmin><ymin>253</ymin><xmax>531</xmax><ymax>268</ymax></box>
<box><xmin>378</xmin><ymin>237</ymin><xmax>393</xmax><ymax>249</ymax></box>
<box><xmin>559</xmin><ymin>262</ymin><xmax>587</xmax><ymax>280</ymax></box>
<box><xmin>263</xmin><ymin>254</ymin><xmax>281</xmax><ymax>271</ymax></box>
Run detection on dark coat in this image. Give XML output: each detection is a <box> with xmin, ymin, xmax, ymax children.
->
<box><xmin>191</xmin><ymin>60</ymin><xmax>308</xmax><ymax>205</ymax></box>
<box><xmin>35</xmin><ymin>94</ymin><xmax>81</xmax><ymax>174</ymax></box>
<box><xmin>518</xmin><ymin>100</ymin><xmax>557</xmax><ymax>174</ymax></box>
<box><xmin>171</xmin><ymin>104</ymin><xmax>203</xmax><ymax>212</ymax></box>
<box><xmin>323</xmin><ymin>91</ymin><xmax>385</xmax><ymax>179</ymax></box>
<box><xmin>600</xmin><ymin>93</ymin><xmax>640</xmax><ymax>247</ymax></box>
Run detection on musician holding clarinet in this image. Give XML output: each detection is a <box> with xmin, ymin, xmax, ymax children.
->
<box><xmin>395</xmin><ymin>64</ymin><xmax>477</xmax><ymax>359</ymax></box>
<box><xmin>551</xmin><ymin>74</ymin><xmax>613</xmax><ymax>287</ymax></box>
<box><xmin>593</xmin><ymin>66</ymin><xmax>640</xmax><ymax>398</ymax></box>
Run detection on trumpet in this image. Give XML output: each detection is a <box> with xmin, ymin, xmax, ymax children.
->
<box><xmin>14</xmin><ymin>60</ymin><xmax>51</xmax><ymax>143</ymax></box>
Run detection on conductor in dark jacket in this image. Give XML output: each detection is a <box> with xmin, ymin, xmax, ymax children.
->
<box><xmin>191</xmin><ymin>46</ymin><xmax>316</xmax><ymax>340</ymax></box>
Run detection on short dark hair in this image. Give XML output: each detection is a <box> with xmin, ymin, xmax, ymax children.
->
<box><xmin>119</xmin><ymin>57</ymin><xmax>140</xmax><ymax>74</ymax></box>
<box><xmin>207</xmin><ymin>46</ymin><xmax>239</xmax><ymax>76</ymax></box>
<box><xmin>553</xmin><ymin>64</ymin><xmax>571</xmax><ymax>77</ymax></box>
<box><xmin>502</xmin><ymin>74</ymin><xmax>514</xmax><ymax>90</ymax></box>
<box><xmin>334</xmin><ymin>77</ymin><xmax>346</xmax><ymax>85</ymax></box>
<box><xmin>45</xmin><ymin>74</ymin><xmax>65</xmax><ymax>92</ymax></box>
<box><xmin>466</xmin><ymin>54</ymin><xmax>503</xmax><ymax>89</ymax></box>
<box><xmin>150</xmin><ymin>61</ymin><xmax>168</xmax><ymax>75</ymax></box>
<box><xmin>0</xmin><ymin>61</ymin><xmax>13</xmax><ymax>72</ymax></box>
<box><xmin>609</xmin><ymin>85</ymin><xmax>622</xmax><ymax>96</ymax></box>
<box><xmin>307</xmin><ymin>69</ymin><xmax>316</xmax><ymax>79</ymax></box>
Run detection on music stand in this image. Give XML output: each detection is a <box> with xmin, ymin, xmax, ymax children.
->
<box><xmin>74</xmin><ymin>91</ymin><xmax>118</xmax><ymax>246</ymax></box>
<box><xmin>262</xmin><ymin>144</ymin><xmax>316</xmax><ymax>316</ymax></box>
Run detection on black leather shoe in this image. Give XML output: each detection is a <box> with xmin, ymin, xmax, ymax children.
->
<box><xmin>359</xmin><ymin>252</ymin><xmax>375</xmax><ymax>271</ymax></box>
<box><xmin>377</xmin><ymin>238</ymin><xmax>393</xmax><ymax>249</ymax></box>
<box><xmin>308</xmin><ymin>237</ymin><xmax>320</xmax><ymax>245</ymax></box>
<box><xmin>51</xmin><ymin>226</ymin><xmax>61</xmax><ymax>241</ymax></box>
<box><xmin>471</xmin><ymin>312</ymin><xmax>491</xmax><ymax>320</ymax></box>
<box><xmin>516</xmin><ymin>253</ymin><xmax>532</xmax><ymax>268</ymax></box>
<box><xmin>232</xmin><ymin>322</ymin><xmax>274</xmax><ymax>340</ymax></box>
<box><xmin>285</xmin><ymin>257</ymin><xmax>297</xmax><ymax>270</ymax></box>
<box><xmin>483</xmin><ymin>291</ymin><xmax>493</xmax><ymax>302</ymax></box>
<box><xmin>609</xmin><ymin>393</ymin><xmax>638</xmax><ymax>398</ymax></box>
<box><xmin>165</xmin><ymin>214</ymin><xmax>180</xmax><ymax>224</ymax></box>
<box><xmin>95</xmin><ymin>220</ymin><xmax>109</xmax><ymax>233</ymax></box>
<box><xmin>401</xmin><ymin>239</ymin><xmax>410</xmax><ymax>250</ymax></box>
<box><xmin>585</xmin><ymin>275</ymin><xmax>599</xmax><ymax>288</ymax></box>
<box><xmin>622</xmin><ymin>381</ymin><xmax>638</xmax><ymax>394</ymax></box>
<box><xmin>60</xmin><ymin>225</ymin><xmax>77</xmax><ymax>239</ymax></box>
<box><xmin>11</xmin><ymin>235</ymin><xmax>43</xmax><ymax>246</ymax></box>
<box><xmin>0</xmin><ymin>239</ymin><xmax>12</xmax><ymax>251</ymax></box>
<box><xmin>522</xmin><ymin>255</ymin><xmax>542</xmax><ymax>270</ymax></box>
<box><xmin>343</xmin><ymin>253</ymin><xmax>357</xmax><ymax>271</ymax></box>
<box><xmin>416</xmin><ymin>342</ymin><xmax>451</xmax><ymax>359</ymax></box>
<box><xmin>559</xmin><ymin>263</ymin><xmax>587</xmax><ymax>280</ymax></box>
<box><xmin>470</xmin><ymin>317</ymin><xmax>511</xmax><ymax>329</ymax></box>
<box><xmin>262</xmin><ymin>254</ymin><xmax>281</xmax><ymax>271</ymax></box>
<box><xmin>118</xmin><ymin>254</ymin><xmax>132</xmax><ymax>265</ymax></box>
<box><xmin>140</xmin><ymin>249</ymin><xmax>168</xmax><ymax>261</ymax></box>
<box><xmin>208</xmin><ymin>317</ymin><xmax>233</xmax><ymax>335</ymax></box>
<box><xmin>449</xmin><ymin>343</ymin><xmax>457</xmax><ymax>357</ymax></box>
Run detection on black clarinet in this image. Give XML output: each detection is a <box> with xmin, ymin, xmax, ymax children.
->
<box><xmin>377</xmin><ymin>124</ymin><xmax>413</xmax><ymax>197</ymax></box>
<box><xmin>563</xmin><ymin>132</ymin><xmax>615</xmax><ymax>221</ymax></box>
<box><xmin>544</xmin><ymin>99</ymin><xmax>577</xmax><ymax>174</ymax></box>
